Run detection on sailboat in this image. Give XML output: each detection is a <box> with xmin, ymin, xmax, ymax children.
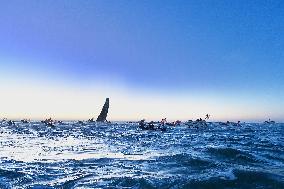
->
<box><xmin>96</xmin><ymin>98</ymin><xmax>109</xmax><ymax>122</ymax></box>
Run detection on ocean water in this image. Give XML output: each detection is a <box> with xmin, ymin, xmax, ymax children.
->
<box><xmin>0</xmin><ymin>121</ymin><xmax>283</xmax><ymax>189</ymax></box>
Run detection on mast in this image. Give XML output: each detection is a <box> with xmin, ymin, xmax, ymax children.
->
<box><xmin>96</xmin><ymin>98</ymin><xmax>109</xmax><ymax>122</ymax></box>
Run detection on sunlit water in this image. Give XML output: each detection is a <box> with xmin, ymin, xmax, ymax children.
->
<box><xmin>0</xmin><ymin>121</ymin><xmax>283</xmax><ymax>189</ymax></box>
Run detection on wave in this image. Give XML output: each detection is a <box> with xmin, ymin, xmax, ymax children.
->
<box><xmin>56</xmin><ymin>174</ymin><xmax>93</xmax><ymax>189</ymax></box>
<box><xmin>26</xmin><ymin>185</ymin><xmax>56</xmax><ymax>189</ymax></box>
<box><xmin>100</xmin><ymin>177</ymin><xmax>185</xmax><ymax>189</ymax></box>
<box><xmin>206</xmin><ymin>147</ymin><xmax>260</xmax><ymax>163</ymax></box>
<box><xmin>0</xmin><ymin>168</ymin><xmax>25</xmax><ymax>179</ymax></box>
<box><xmin>156</xmin><ymin>153</ymin><xmax>217</xmax><ymax>170</ymax></box>
<box><xmin>182</xmin><ymin>169</ymin><xmax>284</xmax><ymax>189</ymax></box>
<box><xmin>0</xmin><ymin>168</ymin><xmax>33</xmax><ymax>189</ymax></box>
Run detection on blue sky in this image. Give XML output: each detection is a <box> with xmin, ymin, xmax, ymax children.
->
<box><xmin>0</xmin><ymin>0</ymin><xmax>283</xmax><ymax>121</ymax></box>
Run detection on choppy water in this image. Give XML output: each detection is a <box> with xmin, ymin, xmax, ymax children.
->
<box><xmin>0</xmin><ymin>121</ymin><xmax>283</xmax><ymax>189</ymax></box>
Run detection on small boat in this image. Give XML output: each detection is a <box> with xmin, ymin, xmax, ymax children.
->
<box><xmin>138</xmin><ymin>120</ymin><xmax>166</xmax><ymax>131</ymax></box>
<box><xmin>87</xmin><ymin>118</ymin><xmax>95</xmax><ymax>122</ymax></box>
<box><xmin>219</xmin><ymin>121</ymin><xmax>241</xmax><ymax>127</ymax></box>
<box><xmin>7</xmin><ymin>120</ymin><xmax>15</xmax><ymax>126</ymax></box>
<box><xmin>42</xmin><ymin>118</ymin><xmax>56</xmax><ymax>127</ymax></box>
<box><xmin>21</xmin><ymin>119</ymin><xmax>30</xmax><ymax>123</ymax></box>
<box><xmin>185</xmin><ymin>119</ymin><xmax>207</xmax><ymax>128</ymax></box>
<box><xmin>264</xmin><ymin>119</ymin><xmax>275</xmax><ymax>124</ymax></box>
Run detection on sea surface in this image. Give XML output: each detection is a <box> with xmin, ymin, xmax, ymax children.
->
<box><xmin>0</xmin><ymin>121</ymin><xmax>283</xmax><ymax>189</ymax></box>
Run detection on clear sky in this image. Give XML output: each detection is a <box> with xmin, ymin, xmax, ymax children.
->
<box><xmin>0</xmin><ymin>0</ymin><xmax>283</xmax><ymax>121</ymax></box>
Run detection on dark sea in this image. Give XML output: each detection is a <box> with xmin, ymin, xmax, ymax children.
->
<box><xmin>0</xmin><ymin>121</ymin><xmax>283</xmax><ymax>189</ymax></box>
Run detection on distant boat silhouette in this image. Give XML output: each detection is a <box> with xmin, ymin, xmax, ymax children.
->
<box><xmin>264</xmin><ymin>119</ymin><xmax>275</xmax><ymax>124</ymax></box>
<box><xmin>96</xmin><ymin>98</ymin><xmax>109</xmax><ymax>122</ymax></box>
